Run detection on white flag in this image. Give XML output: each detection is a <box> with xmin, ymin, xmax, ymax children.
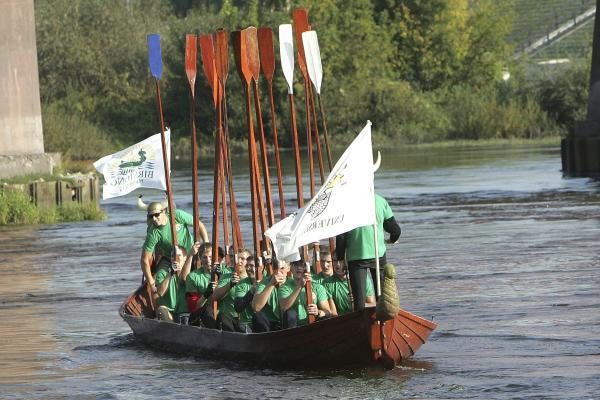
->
<box><xmin>93</xmin><ymin>130</ymin><xmax>170</xmax><ymax>199</ymax></box>
<box><xmin>266</xmin><ymin>122</ymin><xmax>375</xmax><ymax>261</ymax></box>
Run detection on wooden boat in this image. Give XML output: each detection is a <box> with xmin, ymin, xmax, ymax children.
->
<box><xmin>120</xmin><ymin>11</ymin><xmax>438</xmax><ymax>369</ymax></box>
<box><xmin>120</xmin><ymin>285</ymin><xmax>437</xmax><ymax>369</ymax></box>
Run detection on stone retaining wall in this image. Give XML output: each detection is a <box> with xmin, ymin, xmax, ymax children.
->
<box><xmin>3</xmin><ymin>175</ymin><xmax>100</xmax><ymax>208</ymax></box>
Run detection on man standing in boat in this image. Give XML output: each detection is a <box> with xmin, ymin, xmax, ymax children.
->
<box><xmin>336</xmin><ymin>193</ymin><xmax>401</xmax><ymax>310</ymax></box>
<box><xmin>139</xmin><ymin>198</ymin><xmax>209</xmax><ymax>296</ymax></box>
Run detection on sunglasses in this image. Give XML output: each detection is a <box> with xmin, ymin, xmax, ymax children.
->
<box><xmin>147</xmin><ymin>212</ymin><xmax>162</xmax><ymax>219</ymax></box>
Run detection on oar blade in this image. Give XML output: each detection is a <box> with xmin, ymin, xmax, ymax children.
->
<box><xmin>278</xmin><ymin>24</ymin><xmax>294</xmax><ymax>94</ymax></box>
<box><xmin>302</xmin><ymin>31</ymin><xmax>322</xmax><ymax>94</ymax></box>
<box><xmin>185</xmin><ymin>34</ymin><xmax>197</xmax><ymax>93</ymax></box>
<box><xmin>199</xmin><ymin>34</ymin><xmax>218</xmax><ymax>106</ymax></box>
<box><xmin>292</xmin><ymin>8</ymin><xmax>310</xmax><ymax>79</ymax></box>
<box><xmin>245</xmin><ymin>27</ymin><xmax>260</xmax><ymax>82</ymax></box>
<box><xmin>215</xmin><ymin>29</ymin><xmax>229</xmax><ymax>85</ymax></box>
<box><xmin>258</xmin><ymin>27</ymin><xmax>276</xmax><ymax>81</ymax></box>
<box><xmin>147</xmin><ymin>33</ymin><xmax>163</xmax><ymax>80</ymax></box>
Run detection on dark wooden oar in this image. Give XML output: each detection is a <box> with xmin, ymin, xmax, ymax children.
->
<box><xmin>243</xmin><ymin>28</ymin><xmax>270</xmax><ymax>245</ymax></box>
<box><xmin>292</xmin><ymin>9</ymin><xmax>316</xmax><ymax>199</ymax></box>
<box><xmin>292</xmin><ymin>10</ymin><xmax>322</xmax><ymax>277</ymax></box>
<box><xmin>185</xmin><ymin>35</ymin><xmax>200</xmax><ymax>269</ymax></box>
<box><xmin>246</xmin><ymin>27</ymin><xmax>276</xmax><ymax>229</ymax></box>
<box><xmin>258</xmin><ymin>27</ymin><xmax>286</xmax><ymax>220</ymax></box>
<box><xmin>216</xmin><ymin>29</ymin><xmax>243</xmax><ymax>254</ymax></box>
<box><xmin>199</xmin><ymin>34</ymin><xmax>222</xmax><ymax>318</ymax></box>
<box><xmin>233</xmin><ymin>30</ymin><xmax>262</xmax><ymax>265</ymax></box>
<box><xmin>147</xmin><ymin>34</ymin><xmax>178</xmax><ymax>260</ymax></box>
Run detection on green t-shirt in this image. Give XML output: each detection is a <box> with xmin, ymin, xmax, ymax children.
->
<box><xmin>155</xmin><ymin>266</ymin><xmax>188</xmax><ymax>317</ymax></box>
<box><xmin>185</xmin><ymin>268</ymin><xmax>211</xmax><ymax>295</ymax></box>
<box><xmin>234</xmin><ymin>277</ymin><xmax>255</xmax><ymax>324</ymax></box>
<box><xmin>216</xmin><ymin>265</ymin><xmax>237</xmax><ymax>319</ymax></box>
<box><xmin>278</xmin><ymin>278</ymin><xmax>328</xmax><ymax>326</ymax></box>
<box><xmin>344</xmin><ymin>194</ymin><xmax>394</xmax><ymax>261</ymax></box>
<box><xmin>312</xmin><ymin>271</ymin><xmax>330</xmax><ymax>287</ymax></box>
<box><xmin>255</xmin><ymin>276</ymin><xmax>281</xmax><ymax>325</ymax></box>
<box><xmin>142</xmin><ymin>209</ymin><xmax>194</xmax><ymax>257</ymax></box>
<box><xmin>323</xmin><ymin>274</ymin><xmax>375</xmax><ymax>315</ymax></box>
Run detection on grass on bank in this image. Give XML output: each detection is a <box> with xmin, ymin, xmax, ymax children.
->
<box><xmin>0</xmin><ymin>189</ymin><xmax>105</xmax><ymax>226</ymax></box>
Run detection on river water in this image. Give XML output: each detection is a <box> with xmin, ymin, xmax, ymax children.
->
<box><xmin>0</xmin><ymin>144</ymin><xmax>598</xmax><ymax>399</ymax></box>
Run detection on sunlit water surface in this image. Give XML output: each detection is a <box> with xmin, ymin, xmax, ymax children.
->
<box><xmin>1</xmin><ymin>144</ymin><xmax>598</xmax><ymax>399</ymax></box>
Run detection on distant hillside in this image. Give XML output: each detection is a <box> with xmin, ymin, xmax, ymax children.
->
<box><xmin>511</xmin><ymin>0</ymin><xmax>595</xmax><ymax>61</ymax></box>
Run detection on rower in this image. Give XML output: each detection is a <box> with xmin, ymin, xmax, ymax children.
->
<box><xmin>233</xmin><ymin>254</ymin><xmax>258</xmax><ymax>332</ymax></box>
<box><xmin>278</xmin><ymin>260</ymin><xmax>332</xmax><ymax>328</ymax></box>
<box><xmin>251</xmin><ymin>259</ymin><xmax>288</xmax><ymax>332</ymax></box>
<box><xmin>155</xmin><ymin>243</ymin><xmax>200</xmax><ymax>322</ymax></box>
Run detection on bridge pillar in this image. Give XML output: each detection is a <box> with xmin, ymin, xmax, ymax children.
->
<box><xmin>563</xmin><ymin>0</ymin><xmax>600</xmax><ymax>177</ymax></box>
<box><xmin>0</xmin><ymin>0</ymin><xmax>60</xmax><ymax>179</ymax></box>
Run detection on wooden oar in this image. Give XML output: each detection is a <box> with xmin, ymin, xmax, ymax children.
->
<box><xmin>185</xmin><ymin>35</ymin><xmax>201</xmax><ymax>270</ymax></box>
<box><xmin>278</xmin><ymin>24</ymin><xmax>304</xmax><ymax>209</ymax></box>
<box><xmin>246</xmin><ymin>27</ymin><xmax>276</xmax><ymax>229</ymax></box>
<box><xmin>303</xmin><ymin>30</ymin><xmax>333</xmax><ymax>171</ymax></box>
<box><xmin>147</xmin><ymin>34</ymin><xmax>178</xmax><ymax>260</ymax></box>
<box><xmin>199</xmin><ymin>34</ymin><xmax>223</xmax><ymax>319</ymax></box>
<box><xmin>302</xmin><ymin>30</ymin><xmax>336</xmax><ymax>257</ymax></box>
<box><xmin>292</xmin><ymin>9</ymin><xmax>316</xmax><ymax>198</ymax></box>
<box><xmin>293</xmin><ymin>10</ymin><xmax>322</xmax><ymax>276</ymax></box>
<box><xmin>216</xmin><ymin>29</ymin><xmax>243</xmax><ymax>255</ymax></box>
<box><xmin>258</xmin><ymin>27</ymin><xmax>286</xmax><ymax>220</ymax></box>
<box><xmin>232</xmin><ymin>30</ymin><xmax>262</xmax><ymax>265</ymax></box>
<box><xmin>279</xmin><ymin>24</ymin><xmax>310</xmax><ymax>267</ymax></box>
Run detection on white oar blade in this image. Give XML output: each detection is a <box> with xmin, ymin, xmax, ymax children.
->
<box><xmin>279</xmin><ymin>24</ymin><xmax>295</xmax><ymax>94</ymax></box>
<box><xmin>302</xmin><ymin>31</ymin><xmax>322</xmax><ymax>94</ymax></box>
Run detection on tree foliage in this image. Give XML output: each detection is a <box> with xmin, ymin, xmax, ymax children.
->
<box><xmin>34</xmin><ymin>0</ymin><xmax>568</xmax><ymax>157</ymax></box>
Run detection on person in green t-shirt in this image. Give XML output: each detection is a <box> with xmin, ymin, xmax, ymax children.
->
<box><xmin>324</xmin><ymin>258</ymin><xmax>376</xmax><ymax>316</ymax></box>
<box><xmin>155</xmin><ymin>241</ymin><xmax>200</xmax><ymax>322</ymax></box>
<box><xmin>234</xmin><ymin>253</ymin><xmax>257</xmax><ymax>332</ymax></box>
<box><xmin>139</xmin><ymin>200</ymin><xmax>208</xmax><ymax>297</ymax></box>
<box><xmin>312</xmin><ymin>248</ymin><xmax>334</xmax><ymax>285</ymax></box>
<box><xmin>336</xmin><ymin>193</ymin><xmax>401</xmax><ymax>311</ymax></box>
<box><xmin>185</xmin><ymin>242</ymin><xmax>218</xmax><ymax>328</ymax></box>
<box><xmin>278</xmin><ymin>260</ymin><xmax>333</xmax><ymax>328</ymax></box>
<box><xmin>251</xmin><ymin>259</ymin><xmax>289</xmax><ymax>332</ymax></box>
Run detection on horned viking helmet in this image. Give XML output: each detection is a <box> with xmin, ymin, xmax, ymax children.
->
<box><xmin>137</xmin><ymin>195</ymin><xmax>168</xmax><ymax>215</ymax></box>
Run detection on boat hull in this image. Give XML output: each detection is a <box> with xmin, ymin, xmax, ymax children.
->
<box><xmin>120</xmin><ymin>286</ymin><xmax>437</xmax><ymax>368</ymax></box>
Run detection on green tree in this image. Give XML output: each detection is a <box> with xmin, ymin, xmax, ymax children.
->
<box><xmin>36</xmin><ymin>0</ymin><xmax>174</xmax><ymax>143</ymax></box>
<box><xmin>375</xmin><ymin>0</ymin><xmax>514</xmax><ymax>90</ymax></box>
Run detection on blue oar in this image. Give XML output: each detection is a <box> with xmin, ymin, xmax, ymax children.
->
<box><xmin>147</xmin><ymin>34</ymin><xmax>178</xmax><ymax>263</ymax></box>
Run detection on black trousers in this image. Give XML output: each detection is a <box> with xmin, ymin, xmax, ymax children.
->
<box><xmin>348</xmin><ymin>255</ymin><xmax>386</xmax><ymax>311</ymax></box>
<box><xmin>252</xmin><ymin>310</ymin><xmax>281</xmax><ymax>332</ymax></box>
<box><xmin>189</xmin><ymin>304</ymin><xmax>217</xmax><ymax>329</ymax></box>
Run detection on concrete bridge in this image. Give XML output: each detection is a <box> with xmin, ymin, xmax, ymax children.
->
<box><xmin>0</xmin><ymin>0</ymin><xmax>59</xmax><ymax>179</ymax></box>
<box><xmin>563</xmin><ymin>0</ymin><xmax>600</xmax><ymax>177</ymax></box>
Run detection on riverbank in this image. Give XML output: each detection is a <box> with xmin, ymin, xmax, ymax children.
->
<box><xmin>0</xmin><ymin>173</ymin><xmax>104</xmax><ymax>225</ymax></box>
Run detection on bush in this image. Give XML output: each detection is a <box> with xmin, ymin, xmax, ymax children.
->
<box><xmin>42</xmin><ymin>101</ymin><xmax>117</xmax><ymax>161</ymax></box>
<box><xmin>0</xmin><ymin>188</ymin><xmax>105</xmax><ymax>225</ymax></box>
<box><xmin>439</xmin><ymin>85</ymin><xmax>561</xmax><ymax>140</ymax></box>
